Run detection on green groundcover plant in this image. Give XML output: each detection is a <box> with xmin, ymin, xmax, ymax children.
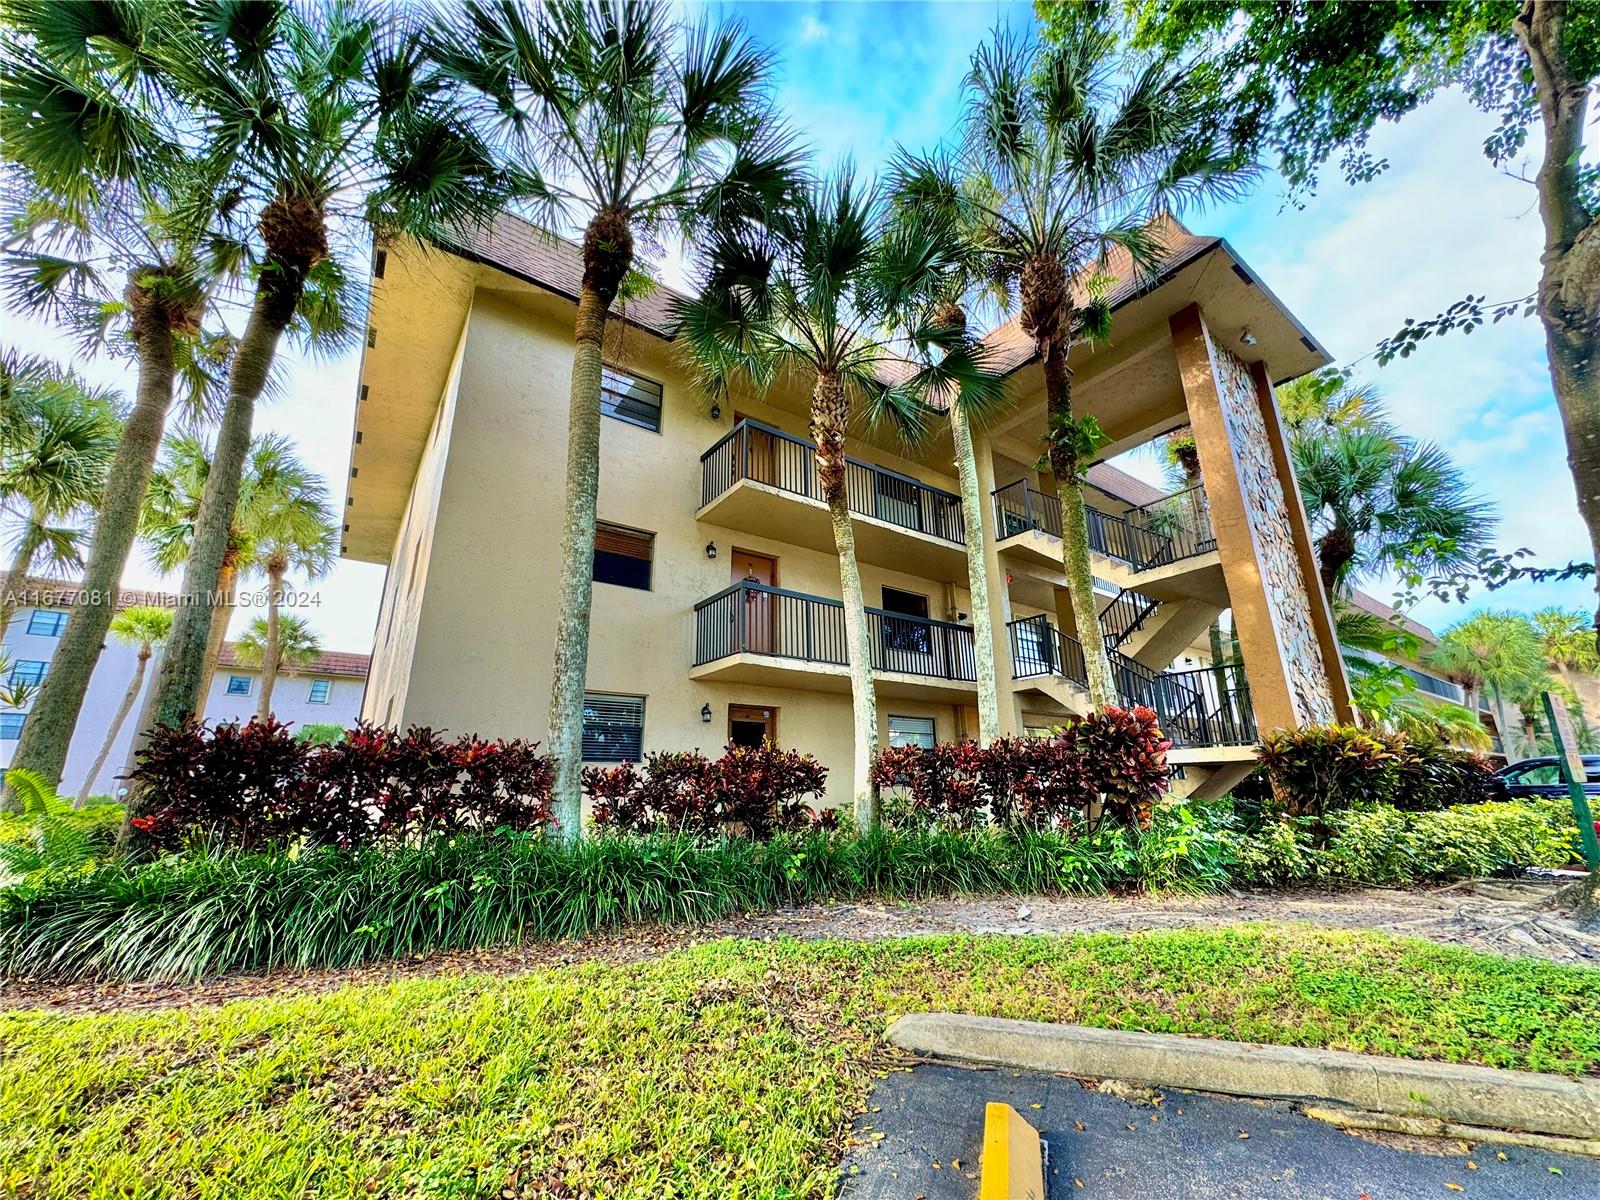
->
<box><xmin>0</xmin><ymin>797</ymin><xmax>1579</xmax><ymax>982</ymax></box>
<box><xmin>1</xmin><ymin>930</ymin><xmax>1597</xmax><ymax>1199</ymax></box>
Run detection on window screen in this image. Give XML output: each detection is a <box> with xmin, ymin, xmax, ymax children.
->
<box><xmin>226</xmin><ymin>675</ymin><xmax>252</xmax><ymax>696</ymax></box>
<box><xmin>26</xmin><ymin>610</ymin><xmax>68</xmax><ymax>636</ymax></box>
<box><xmin>601</xmin><ymin>367</ymin><xmax>663</xmax><ymax>432</ymax></box>
<box><xmin>593</xmin><ymin>523</ymin><xmax>654</xmax><ymax>590</ymax></box>
<box><xmin>308</xmin><ymin>679</ymin><xmax>331</xmax><ymax>704</ymax></box>
<box><xmin>0</xmin><ymin>713</ymin><xmax>24</xmax><ymax>739</ymax></box>
<box><xmin>887</xmin><ymin>715</ymin><xmax>936</xmax><ymax>749</ymax></box>
<box><xmin>582</xmin><ymin>693</ymin><xmax>645</xmax><ymax>763</ymax></box>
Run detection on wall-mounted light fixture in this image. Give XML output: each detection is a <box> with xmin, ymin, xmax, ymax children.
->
<box><xmin>700</xmin><ymin>703</ymin><xmax>713</xmax><ymax>723</ymax></box>
<box><xmin>705</xmin><ymin>541</ymin><xmax>717</xmax><ymax>559</ymax></box>
<box><xmin>710</xmin><ymin>403</ymin><xmax>722</xmax><ymax>420</ymax></box>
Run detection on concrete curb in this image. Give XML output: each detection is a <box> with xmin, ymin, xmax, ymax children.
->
<box><xmin>886</xmin><ymin>1014</ymin><xmax>1600</xmax><ymax>1140</ymax></box>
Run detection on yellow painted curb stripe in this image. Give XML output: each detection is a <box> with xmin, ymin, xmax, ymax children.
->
<box><xmin>980</xmin><ymin>1101</ymin><xmax>1045</xmax><ymax>1200</ymax></box>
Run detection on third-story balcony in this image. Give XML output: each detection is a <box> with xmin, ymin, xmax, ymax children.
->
<box><xmin>691</xmin><ymin>580</ymin><xmax>978</xmax><ymax>702</ymax></box>
<box><xmin>699</xmin><ymin>419</ymin><xmax>968</xmax><ymax>578</ymax></box>
<box><xmin>992</xmin><ymin>479</ymin><xmax>1222</xmax><ymax>600</ymax></box>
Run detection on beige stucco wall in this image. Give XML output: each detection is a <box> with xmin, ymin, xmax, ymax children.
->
<box><xmin>378</xmin><ymin>287</ymin><xmax>972</xmax><ymax>808</ymax></box>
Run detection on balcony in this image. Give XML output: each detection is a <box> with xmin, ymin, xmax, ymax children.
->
<box><xmin>993</xmin><ymin>480</ymin><xmax>1223</xmax><ymax>601</ymax></box>
<box><xmin>699</xmin><ymin>420</ymin><xmax>968</xmax><ymax>577</ymax></box>
<box><xmin>691</xmin><ymin>580</ymin><xmax>978</xmax><ymax>701</ymax></box>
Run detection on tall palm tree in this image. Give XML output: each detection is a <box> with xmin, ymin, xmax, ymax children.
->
<box><xmin>232</xmin><ymin>613</ymin><xmax>321</xmax><ymax>691</ymax></box>
<box><xmin>1</xmin><ymin>2</ymin><xmax>237</xmax><ymax>795</ymax></box>
<box><xmin>0</xmin><ymin>356</ymin><xmax>121</xmax><ymax>633</ymax></box>
<box><xmin>1429</xmin><ymin>611</ymin><xmax>1548</xmax><ymax>754</ymax></box>
<box><xmin>432</xmin><ymin>0</ymin><xmax>802</xmax><ymax>836</ymax></box>
<box><xmin>882</xmin><ymin>159</ymin><xmax>1011</xmax><ymax>743</ymax></box>
<box><xmin>1533</xmin><ymin>607</ymin><xmax>1600</xmax><ymax>675</ymax></box>
<box><xmin>242</xmin><ymin>444</ymin><xmax>336</xmax><ymax>719</ymax></box>
<box><xmin>673</xmin><ymin>172</ymin><xmax>1000</xmax><ymax>828</ymax></box>
<box><xmin>1293</xmin><ymin>426</ymin><xmax>1495</xmax><ymax>596</ymax></box>
<box><xmin>74</xmin><ymin>604</ymin><xmax>172</xmax><ymax>808</ymax></box>
<box><xmin>133</xmin><ymin>0</ymin><xmax>513</xmax><ymax>739</ymax></box>
<box><xmin>912</xmin><ymin>20</ymin><xmax>1254</xmax><ymax>707</ymax></box>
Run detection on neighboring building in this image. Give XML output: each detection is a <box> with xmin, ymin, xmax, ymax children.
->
<box><xmin>346</xmin><ymin>213</ymin><xmax>1353</xmax><ymax>805</ymax></box>
<box><xmin>1</xmin><ymin>578</ymin><xmax>369</xmax><ymax>798</ymax></box>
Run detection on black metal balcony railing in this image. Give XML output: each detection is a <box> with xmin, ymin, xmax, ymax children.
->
<box><xmin>1115</xmin><ymin>657</ymin><xmax>1256</xmax><ymax>748</ymax></box>
<box><xmin>694</xmin><ymin>580</ymin><xmax>977</xmax><ymax>682</ymax></box>
<box><xmin>1098</xmin><ymin>587</ymin><xmax>1161</xmax><ymax>650</ymax></box>
<box><xmin>1007</xmin><ymin>614</ymin><xmax>1089</xmax><ymax>685</ymax></box>
<box><xmin>993</xmin><ymin>479</ymin><xmax>1218</xmax><ymax>572</ymax></box>
<box><xmin>701</xmin><ymin>419</ymin><xmax>965</xmax><ymax>544</ymax></box>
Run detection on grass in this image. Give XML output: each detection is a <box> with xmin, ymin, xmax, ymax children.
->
<box><xmin>3</xmin><ymin>927</ymin><xmax>1599</xmax><ymax>1199</ymax></box>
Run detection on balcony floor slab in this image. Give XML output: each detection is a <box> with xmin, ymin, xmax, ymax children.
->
<box><xmin>690</xmin><ymin>652</ymin><xmax>979</xmax><ymax>703</ymax></box>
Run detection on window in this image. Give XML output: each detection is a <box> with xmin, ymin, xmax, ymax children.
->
<box><xmin>0</xmin><ymin>713</ymin><xmax>23</xmax><ymax>740</ymax></box>
<box><xmin>26</xmin><ymin>609</ymin><xmax>67</xmax><ymax>637</ymax></box>
<box><xmin>582</xmin><ymin>692</ymin><xmax>644</xmax><ymax>762</ymax></box>
<box><xmin>226</xmin><ymin>675</ymin><xmax>252</xmax><ymax>696</ymax></box>
<box><xmin>592</xmin><ymin>523</ymin><xmax>654</xmax><ymax>590</ymax></box>
<box><xmin>1506</xmin><ymin>763</ymin><xmax>1561</xmax><ymax>786</ymax></box>
<box><xmin>887</xmin><ymin>715</ymin><xmax>936</xmax><ymax>749</ymax></box>
<box><xmin>8</xmin><ymin>660</ymin><xmax>46</xmax><ymax>687</ymax></box>
<box><xmin>308</xmin><ymin>679</ymin><xmax>331</xmax><ymax>704</ymax></box>
<box><xmin>601</xmin><ymin>366</ymin><xmax>662</xmax><ymax>432</ymax></box>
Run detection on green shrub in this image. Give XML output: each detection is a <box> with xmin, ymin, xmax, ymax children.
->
<box><xmin>0</xmin><ymin>769</ymin><xmax>123</xmax><ymax>881</ymax></box>
<box><xmin>1257</xmin><ymin>726</ymin><xmax>1500</xmax><ymax>821</ymax></box>
<box><xmin>1221</xmin><ymin>797</ymin><xmax>1579</xmax><ymax>886</ymax></box>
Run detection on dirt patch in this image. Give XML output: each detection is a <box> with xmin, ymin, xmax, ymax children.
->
<box><xmin>4</xmin><ymin>879</ymin><xmax>1594</xmax><ymax>1014</ymax></box>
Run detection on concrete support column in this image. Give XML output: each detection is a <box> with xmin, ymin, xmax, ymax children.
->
<box><xmin>972</xmin><ymin>427</ymin><xmax>1024</xmax><ymax>737</ymax></box>
<box><xmin>1169</xmin><ymin>303</ymin><xmax>1353</xmax><ymax>734</ymax></box>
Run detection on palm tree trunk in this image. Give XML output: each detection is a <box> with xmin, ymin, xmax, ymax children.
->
<box><xmin>813</xmin><ymin>372</ymin><xmax>880</xmax><ymax>828</ymax></box>
<box><xmin>1317</xmin><ymin>524</ymin><xmax>1356</xmax><ymax>597</ymax></box>
<box><xmin>75</xmin><ymin>645</ymin><xmax>149</xmax><ymax>808</ymax></box>
<box><xmin>5</xmin><ymin>289</ymin><xmax>177</xmax><ymax>807</ymax></box>
<box><xmin>256</xmin><ymin>562</ymin><xmax>285</xmax><ymax>719</ymax></box>
<box><xmin>950</xmin><ymin>401</ymin><xmax>1000</xmax><ymax>744</ymax></box>
<box><xmin>1515</xmin><ymin>0</ymin><xmax>1600</xmax><ymax>641</ymax></box>
<box><xmin>125</xmin><ymin>273</ymin><xmax>299</xmax><ymax>844</ymax></box>
<box><xmin>545</xmin><ymin>283</ymin><xmax>609</xmax><ymax>841</ymax></box>
<box><xmin>147</xmin><ymin>288</ymin><xmax>286</xmax><ymax>731</ymax></box>
<box><xmin>1041</xmin><ymin>342</ymin><xmax>1117</xmax><ymax>708</ymax></box>
<box><xmin>0</xmin><ymin>522</ymin><xmax>40</xmax><ymax>636</ymax></box>
<box><xmin>197</xmin><ymin>558</ymin><xmax>237</xmax><ymax>704</ymax></box>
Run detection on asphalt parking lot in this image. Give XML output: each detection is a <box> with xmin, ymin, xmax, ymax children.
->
<box><xmin>839</xmin><ymin>1063</ymin><xmax>1599</xmax><ymax>1199</ymax></box>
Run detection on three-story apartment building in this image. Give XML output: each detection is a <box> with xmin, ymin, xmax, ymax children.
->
<box><xmin>345</xmin><ymin>214</ymin><xmax>1352</xmax><ymax>807</ymax></box>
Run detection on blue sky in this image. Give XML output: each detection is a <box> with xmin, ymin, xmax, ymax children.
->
<box><xmin>6</xmin><ymin>0</ymin><xmax>1592</xmax><ymax>651</ymax></box>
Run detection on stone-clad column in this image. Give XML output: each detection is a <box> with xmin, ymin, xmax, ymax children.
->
<box><xmin>1169</xmin><ymin>303</ymin><xmax>1353</xmax><ymax>733</ymax></box>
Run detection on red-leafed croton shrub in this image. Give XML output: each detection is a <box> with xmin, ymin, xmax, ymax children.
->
<box><xmin>586</xmin><ymin>743</ymin><xmax>830</xmax><ymax>837</ymax></box>
<box><xmin>127</xmin><ymin>717</ymin><xmax>554</xmax><ymax>850</ymax></box>
<box><xmin>871</xmin><ymin>706</ymin><xmax>1172</xmax><ymax>833</ymax></box>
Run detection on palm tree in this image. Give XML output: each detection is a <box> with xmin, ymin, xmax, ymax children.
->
<box><xmin>913</xmin><ymin>20</ymin><xmax>1254</xmax><ymax>707</ymax></box>
<box><xmin>232</xmin><ymin>613</ymin><xmax>322</xmax><ymax>693</ymax></box>
<box><xmin>882</xmin><ymin>162</ymin><xmax>1014</xmax><ymax>744</ymax></box>
<box><xmin>1277</xmin><ymin>371</ymin><xmax>1390</xmax><ymax>441</ymax></box>
<box><xmin>1</xmin><ymin>2</ymin><xmax>236</xmax><ymax>795</ymax></box>
<box><xmin>1533</xmin><ymin>607</ymin><xmax>1600</xmax><ymax>675</ymax></box>
<box><xmin>0</xmin><ymin>355</ymin><xmax>121</xmax><ymax>633</ymax></box>
<box><xmin>1294</xmin><ymin>426</ymin><xmax>1496</xmax><ymax>597</ymax></box>
<box><xmin>432</xmin><ymin>0</ymin><xmax>802</xmax><ymax>836</ymax></box>
<box><xmin>134</xmin><ymin>0</ymin><xmax>513</xmax><ymax>737</ymax></box>
<box><xmin>243</xmin><ymin>444</ymin><xmax>336</xmax><ymax>719</ymax></box>
<box><xmin>1429</xmin><ymin>611</ymin><xmax>1548</xmax><ymax>754</ymax></box>
<box><xmin>673</xmin><ymin>172</ymin><xmax>1000</xmax><ymax>828</ymax></box>
<box><xmin>74</xmin><ymin>605</ymin><xmax>172</xmax><ymax>808</ymax></box>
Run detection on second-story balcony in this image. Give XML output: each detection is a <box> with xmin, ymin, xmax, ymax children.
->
<box><xmin>691</xmin><ymin>580</ymin><xmax>978</xmax><ymax>702</ymax></box>
<box><xmin>699</xmin><ymin>419</ymin><xmax>968</xmax><ymax>578</ymax></box>
<box><xmin>992</xmin><ymin>479</ymin><xmax>1221</xmax><ymax>595</ymax></box>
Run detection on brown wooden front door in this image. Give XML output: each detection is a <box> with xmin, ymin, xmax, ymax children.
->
<box><xmin>731</xmin><ymin>549</ymin><xmax>778</xmax><ymax>653</ymax></box>
<box><xmin>728</xmin><ymin>704</ymin><xmax>778</xmax><ymax>748</ymax></box>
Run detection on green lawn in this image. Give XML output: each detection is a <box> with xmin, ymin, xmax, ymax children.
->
<box><xmin>3</xmin><ymin>927</ymin><xmax>1598</xmax><ymax>1199</ymax></box>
